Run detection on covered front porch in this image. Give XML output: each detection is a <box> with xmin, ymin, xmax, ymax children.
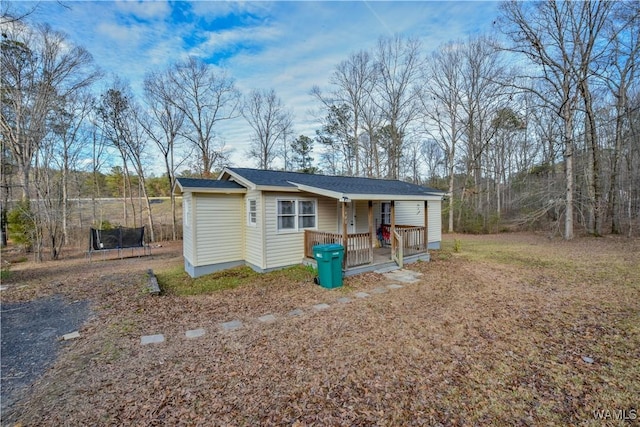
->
<box><xmin>303</xmin><ymin>200</ymin><xmax>431</xmax><ymax>274</ymax></box>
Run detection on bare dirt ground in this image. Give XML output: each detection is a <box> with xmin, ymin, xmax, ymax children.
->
<box><xmin>1</xmin><ymin>234</ymin><xmax>639</xmax><ymax>426</ymax></box>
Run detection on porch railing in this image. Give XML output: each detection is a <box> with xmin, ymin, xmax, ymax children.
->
<box><xmin>397</xmin><ymin>226</ymin><xmax>428</xmax><ymax>256</ymax></box>
<box><xmin>305</xmin><ymin>226</ymin><xmax>427</xmax><ymax>270</ymax></box>
<box><xmin>380</xmin><ymin>225</ymin><xmax>427</xmax><ymax>254</ymax></box>
<box><xmin>304</xmin><ymin>230</ymin><xmax>373</xmax><ymax>268</ymax></box>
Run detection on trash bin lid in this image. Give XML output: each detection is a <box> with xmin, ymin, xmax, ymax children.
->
<box><xmin>313</xmin><ymin>243</ymin><xmax>344</xmax><ymax>252</ymax></box>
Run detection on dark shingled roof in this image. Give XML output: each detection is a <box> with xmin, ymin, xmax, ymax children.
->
<box><xmin>227</xmin><ymin>168</ymin><xmax>444</xmax><ymax>196</ymax></box>
<box><xmin>177</xmin><ymin>178</ymin><xmax>245</xmax><ymax>190</ymax></box>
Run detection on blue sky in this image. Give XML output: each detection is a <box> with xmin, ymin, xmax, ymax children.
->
<box><xmin>16</xmin><ymin>1</ymin><xmax>502</xmax><ymax>171</ymax></box>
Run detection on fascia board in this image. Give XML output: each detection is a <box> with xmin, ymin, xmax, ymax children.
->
<box><xmin>256</xmin><ymin>185</ymin><xmax>300</xmax><ymax>192</ymax></box>
<box><xmin>221</xmin><ymin>168</ymin><xmax>257</xmax><ymax>190</ymax></box>
<box><xmin>346</xmin><ymin>193</ymin><xmax>443</xmax><ymax>201</ymax></box>
<box><xmin>288</xmin><ymin>182</ymin><xmax>344</xmax><ymax>200</ymax></box>
<box><xmin>181</xmin><ymin>187</ymin><xmax>246</xmax><ymax>195</ymax></box>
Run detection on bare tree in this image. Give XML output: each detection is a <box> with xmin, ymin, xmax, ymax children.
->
<box><xmin>0</xmin><ymin>22</ymin><xmax>98</xmax><ymax>201</ymax></box>
<box><xmin>604</xmin><ymin>1</ymin><xmax>640</xmax><ymax>234</ymax></box>
<box><xmin>143</xmin><ymin>70</ymin><xmax>187</xmax><ymax>240</ymax></box>
<box><xmin>359</xmin><ymin>91</ymin><xmax>384</xmax><ymax>178</ymax></box>
<box><xmin>97</xmin><ymin>80</ymin><xmax>156</xmax><ymax>241</ymax></box>
<box><xmin>373</xmin><ymin>35</ymin><xmax>423</xmax><ymax>180</ymax></box>
<box><xmin>280</xmin><ymin>126</ymin><xmax>294</xmax><ymax>171</ymax></box>
<box><xmin>456</xmin><ymin>36</ymin><xmax>510</xmax><ymax>229</ymax></box>
<box><xmin>49</xmin><ymin>90</ymin><xmax>94</xmax><ymax>247</ymax></box>
<box><xmin>314</xmin><ymin>103</ymin><xmax>354</xmax><ymax>175</ymax></box>
<box><xmin>312</xmin><ymin>50</ymin><xmax>376</xmax><ymax>176</ymax></box>
<box><xmin>167</xmin><ymin>57</ymin><xmax>240</xmax><ymax>177</ymax></box>
<box><xmin>1</xmin><ymin>1</ymin><xmax>39</xmax><ymax>25</ymax></box>
<box><xmin>97</xmin><ymin>82</ymin><xmax>136</xmax><ymax>227</ymax></box>
<box><xmin>499</xmin><ymin>0</ymin><xmax>611</xmax><ymax>240</ymax></box>
<box><xmin>422</xmin><ymin>139</ymin><xmax>445</xmax><ymax>182</ymax></box>
<box><xmin>420</xmin><ymin>41</ymin><xmax>464</xmax><ymax>232</ymax></box>
<box><xmin>242</xmin><ymin>88</ymin><xmax>292</xmax><ymax>169</ymax></box>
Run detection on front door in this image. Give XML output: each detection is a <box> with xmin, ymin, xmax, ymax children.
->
<box><xmin>337</xmin><ymin>202</ymin><xmax>356</xmax><ymax>234</ymax></box>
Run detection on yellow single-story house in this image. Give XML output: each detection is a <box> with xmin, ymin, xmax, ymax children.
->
<box><xmin>176</xmin><ymin>168</ymin><xmax>445</xmax><ymax>278</ymax></box>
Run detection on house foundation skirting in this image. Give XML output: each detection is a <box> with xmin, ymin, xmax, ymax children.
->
<box><xmin>186</xmin><ymin>243</ymin><xmax>438</xmax><ymax>278</ymax></box>
<box><xmin>185</xmin><ymin>259</ymin><xmax>245</xmax><ymax>278</ymax></box>
<box><xmin>186</xmin><ymin>259</ymin><xmax>305</xmax><ymax>277</ymax></box>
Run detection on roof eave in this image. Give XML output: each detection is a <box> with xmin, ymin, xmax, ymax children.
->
<box><xmin>288</xmin><ymin>182</ymin><xmax>345</xmax><ymax>200</ymax></box>
<box><xmin>177</xmin><ymin>187</ymin><xmax>247</xmax><ymax>195</ymax></box>
<box><xmin>289</xmin><ymin>182</ymin><xmax>444</xmax><ymax>202</ymax></box>
<box><xmin>256</xmin><ymin>185</ymin><xmax>300</xmax><ymax>192</ymax></box>
<box><xmin>346</xmin><ymin>193</ymin><xmax>443</xmax><ymax>201</ymax></box>
<box><xmin>221</xmin><ymin>168</ymin><xmax>257</xmax><ymax>190</ymax></box>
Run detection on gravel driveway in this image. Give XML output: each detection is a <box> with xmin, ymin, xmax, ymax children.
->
<box><xmin>1</xmin><ymin>294</ymin><xmax>91</xmax><ymax>416</ymax></box>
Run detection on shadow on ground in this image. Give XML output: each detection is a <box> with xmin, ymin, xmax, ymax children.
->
<box><xmin>1</xmin><ymin>294</ymin><xmax>91</xmax><ymax>417</ymax></box>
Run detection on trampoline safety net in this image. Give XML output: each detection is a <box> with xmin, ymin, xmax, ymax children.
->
<box><xmin>89</xmin><ymin>227</ymin><xmax>149</xmax><ymax>259</ymax></box>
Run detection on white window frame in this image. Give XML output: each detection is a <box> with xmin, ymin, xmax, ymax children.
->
<box><xmin>276</xmin><ymin>198</ymin><xmax>317</xmax><ymax>233</ymax></box>
<box><xmin>247</xmin><ymin>198</ymin><xmax>257</xmax><ymax>227</ymax></box>
<box><xmin>184</xmin><ymin>197</ymin><xmax>191</xmax><ymax>227</ymax></box>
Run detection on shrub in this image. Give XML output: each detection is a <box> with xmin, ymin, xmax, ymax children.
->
<box><xmin>7</xmin><ymin>200</ymin><xmax>37</xmax><ymax>251</ymax></box>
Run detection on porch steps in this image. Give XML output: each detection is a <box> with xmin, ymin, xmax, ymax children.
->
<box><xmin>373</xmin><ymin>265</ymin><xmax>401</xmax><ymax>274</ymax></box>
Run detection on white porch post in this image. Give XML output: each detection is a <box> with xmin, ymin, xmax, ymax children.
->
<box><xmin>390</xmin><ymin>200</ymin><xmax>396</xmax><ymax>255</ymax></box>
<box><xmin>368</xmin><ymin>200</ymin><xmax>374</xmax><ymax>263</ymax></box>
<box><xmin>341</xmin><ymin>200</ymin><xmax>348</xmax><ymax>269</ymax></box>
<box><xmin>424</xmin><ymin>200</ymin><xmax>429</xmax><ymax>251</ymax></box>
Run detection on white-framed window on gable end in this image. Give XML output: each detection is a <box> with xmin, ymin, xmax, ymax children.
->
<box><xmin>247</xmin><ymin>198</ymin><xmax>257</xmax><ymax>227</ymax></box>
<box><xmin>277</xmin><ymin>198</ymin><xmax>316</xmax><ymax>232</ymax></box>
<box><xmin>184</xmin><ymin>197</ymin><xmax>191</xmax><ymax>228</ymax></box>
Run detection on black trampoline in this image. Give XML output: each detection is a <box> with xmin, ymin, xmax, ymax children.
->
<box><xmin>88</xmin><ymin>226</ymin><xmax>151</xmax><ymax>260</ymax></box>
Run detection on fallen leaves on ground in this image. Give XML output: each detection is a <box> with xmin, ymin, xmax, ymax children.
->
<box><xmin>2</xmin><ymin>234</ymin><xmax>639</xmax><ymax>426</ymax></box>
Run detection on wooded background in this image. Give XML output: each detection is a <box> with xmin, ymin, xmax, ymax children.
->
<box><xmin>1</xmin><ymin>1</ymin><xmax>638</xmax><ymax>260</ymax></box>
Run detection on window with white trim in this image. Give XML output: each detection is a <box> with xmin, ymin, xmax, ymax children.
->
<box><xmin>247</xmin><ymin>199</ymin><xmax>257</xmax><ymax>226</ymax></box>
<box><xmin>184</xmin><ymin>197</ymin><xmax>191</xmax><ymax>227</ymax></box>
<box><xmin>277</xmin><ymin>199</ymin><xmax>316</xmax><ymax>231</ymax></box>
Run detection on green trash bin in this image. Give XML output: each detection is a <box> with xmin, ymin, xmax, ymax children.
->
<box><xmin>312</xmin><ymin>243</ymin><xmax>344</xmax><ymax>289</ymax></box>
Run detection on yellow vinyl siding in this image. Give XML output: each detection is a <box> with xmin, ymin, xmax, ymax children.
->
<box><xmin>244</xmin><ymin>190</ymin><xmax>264</xmax><ymax>269</ymax></box>
<box><xmin>428</xmin><ymin>200</ymin><xmax>442</xmax><ymax>243</ymax></box>
<box><xmin>395</xmin><ymin>201</ymin><xmax>425</xmax><ymax>226</ymax></box>
<box><xmin>263</xmin><ymin>192</ymin><xmax>335</xmax><ymax>269</ymax></box>
<box><xmin>395</xmin><ymin>200</ymin><xmax>442</xmax><ymax>243</ymax></box>
<box><xmin>264</xmin><ymin>192</ymin><xmax>302</xmax><ymax>268</ymax></box>
<box><xmin>318</xmin><ymin>197</ymin><xmax>338</xmax><ymax>231</ymax></box>
<box><xmin>183</xmin><ymin>193</ymin><xmax>194</xmax><ymax>262</ymax></box>
<box><xmin>194</xmin><ymin>194</ymin><xmax>243</xmax><ymax>266</ymax></box>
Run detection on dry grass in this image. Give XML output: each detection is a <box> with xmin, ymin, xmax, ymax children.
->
<box><xmin>2</xmin><ymin>233</ymin><xmax>639</xmax><ymax>426</ymax></box>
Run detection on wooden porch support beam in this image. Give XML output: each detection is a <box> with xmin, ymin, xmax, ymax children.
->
<box><xmin>368</xmin><ymin>200</ymin><xmax>373</xmax><ymax>263</ymax></box>
<box><xmin>341</xmin><ymin>200</ymin><xmax>348</xmax><ymax>270</ymax></box>
<box><xmin>424</xmin><ymin>201</ymin><xmax>429</xmax><ymax>251</ymax></box>
<box><xmin>390</xmin><ymin>200</ymin><xmax>396</xmax><ymax>255</ymax></box>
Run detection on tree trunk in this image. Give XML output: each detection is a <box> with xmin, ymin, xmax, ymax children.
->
<box><xmin>581</xmin><ymin>81</ymin><xmax>601</xmax><ymax>236</ymax></box>
<box><xmin>447</xmin><ymin>159</ymin><xmax>455</xmax><ymax>233</ymax></box>
<box><xmin>564</xmin><ymin>116</ymin><xmax>574</xmax><ymax>240</ymax></box>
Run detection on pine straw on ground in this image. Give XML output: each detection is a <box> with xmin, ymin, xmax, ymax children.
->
<box><xmin>2</xmin><ymin>234</ymin><xmax>639</xmax><ymax>426</ymax></box>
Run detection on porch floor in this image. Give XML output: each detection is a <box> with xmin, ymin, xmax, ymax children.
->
<box><xmin>373</xmin><ymin>247</ymin><xmax>392</xmax><ymax>264</ymax></box>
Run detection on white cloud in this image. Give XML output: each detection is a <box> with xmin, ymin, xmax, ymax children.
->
<box><xmin>114</xmin><ymin>0</ymin><xmax>171</xmax><ymax>21</ymax></box>
<box><xmin>17</xmin><ymin>0</ymin><xmax>501</xmax><ymax>169</ymax></box>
